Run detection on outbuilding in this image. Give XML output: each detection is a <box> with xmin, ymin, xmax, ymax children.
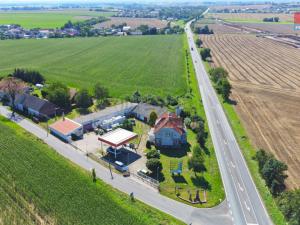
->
<box><xmin>49</xmin><ymin>118</ymin><xmax>83</xmax><ymax>142</ymax></box>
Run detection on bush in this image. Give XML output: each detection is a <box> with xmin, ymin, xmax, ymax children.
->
<box><xmin>146</xmin><ymin>158</ymin><xmax>162</xmax><ymax>174</ymax></box>
<box><xmin>146</xmin><ymin>149</ymin><xmax>160</xmax><ymax>159</ymax></box>
<box><xmin>200</xmin><ymin>48</ymin><xmax>211</xmax><ymax>61</ymax></box>
<box><xmin>146</xmin><ymin>141</ymin><xmax>152</xmax><ymax>149</ymax></box>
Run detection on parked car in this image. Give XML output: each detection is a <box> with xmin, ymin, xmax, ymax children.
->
<box><xmin>137</xmin><ymin>169</ymin><xmax>149</xmax><ymax>177</ymax></box>
<box><xmin>32</xmin><ymin>116</ymin><xmax>39</xmax><ymax>123</ymax></box>
<box><xmin>114</xmin><ymin>161</ymin><xmax>129</xmax><ymax>172</ymax></box>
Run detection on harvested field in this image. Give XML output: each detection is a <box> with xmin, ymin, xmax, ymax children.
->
<box><xmin>233</xmin><ymin>22</ymin><xmax>300</xmax><ymax>34</ymax></box>
<box><xmin>197</xmin><ymin>23</ymin><xmax>244</xmax><ymax>34</ymax></box>
<box><xmin>202</xmin><ymin>33</ymin><xmax>300</xmax><ymax>188</ymax></box>
<box><xmin>95</xmin><ymin>17</ymin><xmax>168</xmax><ymax>29</ymax></box>
<box><xmin>210</xmin><ymin>4</ymin><xmax>271</xmax><ymax>10</ymax></box>
<box><xmin>207</xmin><ymin>13</ymin><xmax>294</xmax><ymax>23</ymax></box>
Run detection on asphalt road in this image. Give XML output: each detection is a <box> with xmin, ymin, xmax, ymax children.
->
<box><xmin>186</xmin><ymin>20</ymin><xmax>273</xmax><ymax>225</ymax></box>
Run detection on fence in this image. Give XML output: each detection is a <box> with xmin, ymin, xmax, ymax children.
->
<box><xmin>131</xmin><ymin>172</ymin><xmax>160</xmax><ymax>189</ymax></box>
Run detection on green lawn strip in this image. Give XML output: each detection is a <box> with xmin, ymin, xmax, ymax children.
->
<box><xmin>0</xmin><ymin>10</ymin><xmax>114</xmax><ymax>29</ymax></box>
<box><xmin>202</xmin><ymin>60</ymin><xmax>286</xmax><ymax>225</ymax></box>
<box><xmin>0</xmin><ymin>116</ymin><xmax>183</xmax><ymax>225</ymax></box>
<box><xmin>0</xmin><ymin>35</ymin><xmax>186</xmax><ymax>98</ymax></box>
<box><xmin>158</xmin><ymin>35</ymin><xmax>225</xmax><ymax>208</ymax></box>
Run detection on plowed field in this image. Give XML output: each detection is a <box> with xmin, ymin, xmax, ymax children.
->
<box><xmin>202</xmin><ymin>34</ymin><xmax>300</xmax><ymax>188</ymax></box>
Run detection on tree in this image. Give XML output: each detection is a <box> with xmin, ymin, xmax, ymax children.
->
<box><xmin>121</xmin><ymin>119</ymin><xmax>133</xmax><ymax>131</ymax></box>
<box><xmin>131</xmin><ymin>90</ymin><xmax>142</xmax><ymax>103</ymax></box>
<box><xmin>261</xmin><ymin>158</ymin><xmax>288</xmax><ymax>196</ymax></box>
<box><xmin>188</xmin><ymin>145</ymin><xmax>206</xmax><ymax>176</ymax></box>
<box><xmin>196</xmin><ymin>38</ymin><xmax>203</xmax><ymax>48</ymax></box>
<box><xmin>219</xmin><ymin>78</ymin><xmax>232</xmax><ymax>101</ymax></box>
<box><xmin>0</xmin><ymin>77</ymin><xmax>25</xmax><ymax>112</ymax></box>
<box><xmin>209</xmin><ymin>67</ymin><xmax>228</xmax><ymax>83</ymax></box>
<box><xmin>277</xmin><ymin>189</ymin><xmax>300</xmax><ymax>225</ymax></box>
<box><xmin>75</xmin><ymin>89</ymin><xmax>93</xmax><ymax>108</ymax></box>
<box><xmin>146</xmin><ymin>158</ymin><xmax>162</xmax><ymax>174</ymax></box>
<box><xmin>146</xmin><ymin>149</ymin><xmax>160</xmax><ymax>159</ymax></box>
<box><xmin>45</xmin><ymin>82</ymin><xmax>70</xmax><ymax>109</ymax></box>
<box><xmin>200</xmin><ymin>48</ymin><xmax>211</xmax><ymax>61</ymax></box>
<box><xmin>274</xmin><ymin>17</ymin><xmax>280</xmax><ymax>22</ymax></box>
<box><xmin>148</xmin><ymin>111</ymin><xmax>158</xmax><ymax>127</ymax></box>
<box><xmin>94</xmin><ymin>82</ymin><xmax>109</xmax><ymax>101</ymax></box>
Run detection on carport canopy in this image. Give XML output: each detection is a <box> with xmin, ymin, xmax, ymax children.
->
<box><xmin>98</xmin><ymin>128</ymin><xmax>138</xmax><ymax>148</ymax></box>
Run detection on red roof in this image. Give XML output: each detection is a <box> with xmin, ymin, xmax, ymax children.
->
<box><xmin>154</xmin><ymin>112</ymin><xmax>185</xmax><ymax>135</ymax></box>
<box><xmin>49</xmin><ymin>118</ymin><xmax>82</xmax><ymax>136</ymax></box>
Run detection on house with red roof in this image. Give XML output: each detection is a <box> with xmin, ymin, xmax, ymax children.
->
<box><xmin>49</xmin><ymin>117</ymin><xmax>83</xmax><ymax>142</ymax></box>
<box><xmin>149</xmin><ymin>112</ymin><xmax>187</xmax><ymax>147</ymax></box>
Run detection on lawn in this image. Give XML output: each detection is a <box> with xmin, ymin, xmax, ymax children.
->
<box><xmin>0</xmin><ymin>9</ymin><xmax>114</xmax><ymax>29</ymax></box>
<box><xmin>0</xmin><ymin>115</ymin><xmax>183</xmax><ymax>225</ymax></box>
<box><xmin>202</xmin><ymin>60</ymin><xmax>286</xmax><ymax>224</ymax></box>
<box><xmin>157</xmin><ymin>36</ymin><xmax>225</xmax><ymax>207</ymax></box>
<box><xmin>0</xmin><ymin>35</ymin><xmax>186</xmax><ymax>98</ymax></box>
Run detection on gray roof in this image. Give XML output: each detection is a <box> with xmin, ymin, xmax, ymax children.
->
<box><xmin>132</xmin><ymin>103</ymin><xmax>167</xmax><ymax>119</ymax></box>
<box><xmin>74</xmin><ymin>102</ymin><xmax>137</xmax><ymax>125</ymax></box>
<box><xmin>15</xmin><ymin>94</ymin><xmax>57</xmax><ymax>116</ymax></box>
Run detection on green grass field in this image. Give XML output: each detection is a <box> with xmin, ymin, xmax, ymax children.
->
<box><xmin>0</xmin><ymin>35</ymin><xmax>186</xmax><ymax>98</ymax></box>
<box><xmin>0</xmin><ymin>116</ymin><xmax>183</xmax><ymax>225</ymax></box>
<box><xmin>0</xmin><ymin>9</ymin><xmax>114</xmax><ymax>28</ymax></box>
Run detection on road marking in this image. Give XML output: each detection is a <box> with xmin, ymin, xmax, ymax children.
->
<box><xmin>244</xmin><ymin>201</ymin><xmax>251</xmax><ymax>212</ymax></box>
<box><xmin>224</xmin><ymin>139</ymin><xmax>228</xmax><ymax>145</ymax></box>
<box><xmin>238</xmin><ymin>182</ymin><xmax>244</xmax><ymax>192</ymax></box>
<box><xmin>230</xmin><ymin>161</ymin><xmax>236</xmax><ymax>168</ymax></box>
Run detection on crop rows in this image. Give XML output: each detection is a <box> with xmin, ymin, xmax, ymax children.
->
<box><xmin>201</xmin><ymin>33</ymin><xmax>300</xmax><ymax>189</ymax></box>
<box><xmin>0</xmin><ymin>117</ymin><xmax>182</xmax><ymax>225</ymax></box>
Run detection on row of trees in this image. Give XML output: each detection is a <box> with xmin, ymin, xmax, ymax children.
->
<box><xmin>42</xmin><ymin>82</ymin><xmax>109</xmax><ymax>110</ymax></box>
<box><xmin>254</xmin><ymin>150</ymin><xmax>300</xmax><ymax>224</ymax></box>
<box><xmin>11</xmin><ymin>68</ymin><xmax>45</xmax><ymax>85</ymax></box>
<box><xmin>263</xmin><ymin>17</ymin><xmax>280</xmax><ymax>22</ymax></box>
<box><xmin>209</xmin><ymin>67</ymin><xmax>232</xmax><ymax>101</ymax></box>
<box><xmin>62</xmin><ymin>17</ymin><xmax>108</xmax><ymax>37</ymax></box>
<box><xmin>193</xmin><ymin>25</ymin><xmax>214</xmax><ymax>35</ymax></box>
<box><xmin>126</xmin><ymin>91</ymin><xmax>178</xmax><ymax>107</ymax></box>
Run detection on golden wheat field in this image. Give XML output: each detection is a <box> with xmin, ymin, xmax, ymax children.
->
<box><xmin>202</xmin><ymin>33</ymin><xmax>300</xmax><ymax>189</ymax></box>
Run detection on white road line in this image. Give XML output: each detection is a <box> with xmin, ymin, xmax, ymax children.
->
<box><xmin>231</xmin><ymin>161</ymin><xmax>236</xmax><ymax>168</ymax></box>
<box><xmin>238</xmin><ymin>182</ymin><xmax>244</xmax><ymax>192</ymax></box>
<box><xmin>244</xmin><ymin>201</ymin><xmax>251</xmax><ymax>212</ymax></box>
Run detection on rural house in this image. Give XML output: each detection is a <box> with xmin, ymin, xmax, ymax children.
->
<box><xmin>14</xmin><ymin>94</ymin><xmax>58</xmax><ymax>119</ymax></box>
<box><xmin>149</xmin><ymin>112</ymin><xmax>187</xmax><ymax>147</ymax></box>
<box><xmin>50</xmin><ymin>118</ymin><xmax>83</xmax><ymax>142</ymax></box>
<box><xmin>131</xmin><ymin>103</ymin><xmax>167</xmax><ymax>123</ymax></box>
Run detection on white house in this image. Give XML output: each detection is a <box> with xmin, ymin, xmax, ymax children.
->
<box><xmin>149</xmin><ymin>112</ymin><xmax>187</xmax><ymax>147</ymax></box>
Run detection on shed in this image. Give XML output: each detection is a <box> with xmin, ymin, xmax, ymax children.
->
<box><xmin>49</xmin><ymin>118</ymin><xmax>83</xmax><ymax>142</ymax></box>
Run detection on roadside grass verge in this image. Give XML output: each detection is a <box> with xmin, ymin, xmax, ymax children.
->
<box><xmin>158</xmin><ymin>35</ymin><xmax>225</xmax><ymax>208</ymax></box>
<box><xmin>202</xmin><ymin>60</ymin><xmax>286</xmax><ymax>225</ymax></box>
<box><xmin>0</xmin><ymin>116</ymin><xmax>183</xmax><ymax>225</ymax></box>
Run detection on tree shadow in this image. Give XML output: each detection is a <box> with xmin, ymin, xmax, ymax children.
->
<box><xmin>224</xmin><ymin>98</ymin><xmax>237</xmax><ymax>105</ymax></box>
<box><xmin>76</xmin><ymin>108</ymin><xmax>92</xmax><ymax>115</ymax></box>
<box><xmin>172</xmin><ymin>174</ymin><xmax>188</xmax><ymax>184</ymax></box>
<box><xmin>158</xmin><ymin>143</ymin><xmax>191</xmax><ymax>158</ymax></box>
<box><xmin>191</xmin><ymin>176</ymin><xmax>211</xmax><ymax>191</ymax></box>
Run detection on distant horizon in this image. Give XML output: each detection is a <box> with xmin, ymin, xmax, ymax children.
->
<box><xmin>0</xmin><ymin>0</ymin><xmax>294</xmax><ymax>5</ymax></box>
